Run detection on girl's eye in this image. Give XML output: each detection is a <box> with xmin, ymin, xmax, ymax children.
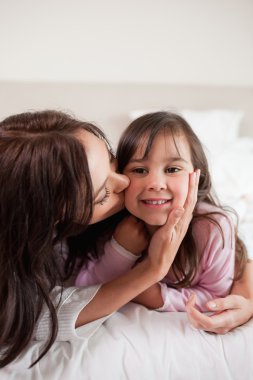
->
<box><xmin>165</xmin><ymin>167</ymin><xmax>181</xmax><ymax>174</ymax></box>
<box><xmin>132</xmin><ymin>167</ymin><xmax>148</xmax><ymax>174</ymax></box>
<box><xmin>96</xmin><ymin>187</ymin><xmax>110</xmax><ymax>206</ymax></box>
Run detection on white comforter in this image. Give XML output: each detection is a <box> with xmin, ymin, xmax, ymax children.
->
<box><xmin>3</xmin><ymin>303</ymin><xmax>253</xmax><ymax>380</ymax></box>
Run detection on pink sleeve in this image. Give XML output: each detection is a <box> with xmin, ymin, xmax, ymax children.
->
<box><xmin>75</xmin><ymin>238</ymin><xmax>140</xmax><ymax>286</ymax></box>
<box><xmin>157</xmin><ymin>214</ymin><xmax>235</xmax><ymax>312</ymax></box>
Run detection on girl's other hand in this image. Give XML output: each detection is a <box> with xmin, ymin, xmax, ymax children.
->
<box><xmin>113</xmin><ymin>215</ymin><xmax>149</xmax><ymax>256</ymax></box>
<box><xmin>186</xmin><ymin>292</ymin><xmax>253</xmax><ymax>334</ymax></box>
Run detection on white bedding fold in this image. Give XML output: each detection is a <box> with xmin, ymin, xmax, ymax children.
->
<box><xmin>2</xmin><ymin>303</ymin><xmax>253</xmax><ymax>380</ymax></box>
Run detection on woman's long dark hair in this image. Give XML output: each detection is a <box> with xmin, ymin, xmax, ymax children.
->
<box><xmin>117</xmin><ymin>111</ymin><xmax>248</xmax><ymax>287</ymax></box>
<box><xmin>0</xmin><ymin>110</ymin><xmax>109</xmax><ymax>368</ymax></box>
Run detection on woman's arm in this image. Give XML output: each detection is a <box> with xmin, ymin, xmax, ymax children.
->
<box><xmin>76</xmin><ymin>170</ymin><xmax>199</xmax><ymax>327</ymax></box>
<box><xmin>186</xmin><ymin>260</ymin><xmax>253</xmax><ymax>333</ymax></box>
<box><xmin>75</xmin><ymin>215</ymin><xmax>148</xmax><ymax>287</ymax></box>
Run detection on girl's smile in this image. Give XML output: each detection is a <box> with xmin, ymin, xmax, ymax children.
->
<box><xmin>140</xmin><ymin>198</ymin><xmax>172</xmax><ymax>207</ymax></box>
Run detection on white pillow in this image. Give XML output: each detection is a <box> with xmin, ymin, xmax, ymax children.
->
<box><xmin>128</xmin><ymin>109</ymin><xmax>243</xmax><ymax>156</ymax></box>
<box><xmin>180</xmin><ymin>109</ymin><xmax>243</xmax><ymax>155</ymax></box>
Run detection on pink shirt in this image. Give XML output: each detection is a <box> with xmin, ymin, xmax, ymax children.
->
<box><xmin>75</xmin><ymin>203</ymin><xmax>235</xmax><ymax>312</ymax></box>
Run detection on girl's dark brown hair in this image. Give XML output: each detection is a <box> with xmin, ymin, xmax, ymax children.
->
<box><xmin>117</xmin><ymin>111</ymin><xmax>248</xmax><ymax>287</ymax></box>
<box><xmin>0</xmin><ymin>110</ymin><xmax>109</xmax><ymax>368</ymax></box>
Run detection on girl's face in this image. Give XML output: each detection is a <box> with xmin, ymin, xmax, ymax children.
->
<box><xmin>78</xmin><ymin>131</ymin><xmax>130</xmax><ymax>224</ymax></box>
<box><xmin>123</xmin><ymin>131</ymin><xmax>194</xmax><ymax>229</ymax></box>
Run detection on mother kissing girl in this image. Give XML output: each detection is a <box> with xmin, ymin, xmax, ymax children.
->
<box><xmin>0</xmin><ymin>110</ymin><xmax>252</xmax><ymax>371</ymax></box>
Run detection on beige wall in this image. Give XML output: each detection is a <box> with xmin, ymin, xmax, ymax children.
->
<box><xmin>0</xmin><ymin>82</ymin><xmax>252</xmax><ymax>149</ymax></box>
<box><xmin>0</xmin><ymin>0</ymin><xmax>252</xmax><ymax>86</ymax></box>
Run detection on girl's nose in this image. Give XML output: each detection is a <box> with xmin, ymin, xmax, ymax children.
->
<box><xmin>147</xmin><ymin>173</ymin><xmax>167</xmax><ymax>191</ymax></box>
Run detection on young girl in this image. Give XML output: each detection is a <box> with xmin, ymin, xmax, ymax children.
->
<box><xmin>76</xmin><ymin>111</ymin><xmax>248</xmax><ymax>312</ymax></box>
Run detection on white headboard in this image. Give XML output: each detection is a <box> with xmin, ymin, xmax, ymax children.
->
<box><xmin>1</xmin><ymin>82</ymin><xmax>252</xmax><ymax>149</ymax></box>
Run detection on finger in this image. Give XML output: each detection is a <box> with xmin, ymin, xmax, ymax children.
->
<box><xmin>164</xmin><ymin>207</ymin><xmax>185</xmax><ymax>231</ymax></box>
<box><xmin>186</xmin><ymin>303</ymin><xmax>212</xmax><ymax>329</ymax></box>
<box><xmin>184</xmin><ymin>170</ymin><xmax>198</xmax><ymax>211</ymax></box>
<box><xmin>177</xmin><ymin>170</ymin><xmax>199</xmax><ymax>230</ymax></box>
<box><xmin>187</xmin><ymin>305</ymin><xmax>237</xmax><ymax>332</ymax></box>
<box><xmin>206</xmin><ymin>295</ymin><xmax>242</xmax><ymax>312</ymax></box>
<box><xmin>185</xmin><ymin>294</ymin><xmax>228</xmax><ymax>331</ymax></box>
<box><xmin>191</xmin><ymin>169</ymin><xmax>200</xmax><ymax>204</ymax></box>
<box><xmin>186</xmin><ymin>292</ymin><xmax>196</xmax><ymax>308</ymax></box>
<box><xmin>185</xmin><ymin>293</ymin><xmax>202</xmax><ymax>328</ymax></box>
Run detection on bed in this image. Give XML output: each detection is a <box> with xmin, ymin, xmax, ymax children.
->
<box><xmin>0</xmin><ymin>82</ymin><xmax>253</xmax><ymax>379</ymax></box>
<box><xmin>2</xmin><ymin>303</ymin><xmax>253</xmax><ymax>380</ymax></box>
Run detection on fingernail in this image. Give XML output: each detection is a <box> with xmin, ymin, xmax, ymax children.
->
<box><xmin>208</xmin><ymin>302</ymin><xmax>217</xmax><ymax>309</ymax></box>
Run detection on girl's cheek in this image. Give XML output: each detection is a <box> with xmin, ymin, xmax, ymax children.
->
<box><xmin>124</xmin><ymin>186</ymin><xmax>134</xmax><ymax>210</ymax></box>
<box><xmin>174</xmin><ymin>175</ymin><xmax>189</xmax><ymax>198</ymax></box>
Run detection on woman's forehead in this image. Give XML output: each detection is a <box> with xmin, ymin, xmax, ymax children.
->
<box><xmin>78</xmin><ymin>130</ymin><xmax>111</xmax><ymax>187</ymax></box>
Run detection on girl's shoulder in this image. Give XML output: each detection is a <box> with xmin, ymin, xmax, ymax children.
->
<box><xmin>195</xmin><ymin>201</ymin><xmax>231</xmax><ymax>218</ymax></box>
<box><xmin>192</xmin><ymin>202</ymin><xmax>235</xmax><ymax>264</ymax></box>
<box><xmin>193</xmin><ymin>201</ymin><xmax>235</xmax><ymax>235</ymax></box>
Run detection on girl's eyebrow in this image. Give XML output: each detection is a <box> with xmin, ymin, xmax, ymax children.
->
<box><xmin>128</xmin><ymin>156</ymin><xmax>188</xmax><ymax>164</ymax></box>
<box><xmin>168</xmin><ymin>157</ymin><xmax>189</xmax><ymax>164</ymax></box>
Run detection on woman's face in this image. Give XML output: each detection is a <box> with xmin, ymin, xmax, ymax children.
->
<box><xmin>78</xmin><ymin>131</ymin><xmax>129</xmax><ymax>224</ymax></box>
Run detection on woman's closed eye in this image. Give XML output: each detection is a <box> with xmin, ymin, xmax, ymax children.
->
<box><xmin>95</xmin><ymin>187</ymin><xmax>111</xmax><ymax>205</ymax></box>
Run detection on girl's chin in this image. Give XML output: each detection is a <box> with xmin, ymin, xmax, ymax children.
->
<box><xmin>144</xmin><ymin>221</ymin><xmax>166</xmax><ymax>235</ymax></box>
<box><xmin>144</xmin><ymin>219</ymin><xmax>167</xmax><ymax>226</ymax></box>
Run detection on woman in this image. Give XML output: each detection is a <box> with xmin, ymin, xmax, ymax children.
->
<box><xmin>0</xmin><ymin>110</ymin><xmax>252</xmax><ymax>368</ymax></box>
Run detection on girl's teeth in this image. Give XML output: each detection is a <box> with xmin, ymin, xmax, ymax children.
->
<box><xmin>144</xmin><ymin>200</ymin><xmax>168</xmax><ymax>205</ymax></box>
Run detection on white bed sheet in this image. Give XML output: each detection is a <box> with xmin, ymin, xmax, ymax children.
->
<box><xmin>2</xmin><ymin>303</ymin><xmax>253</xmax><ymax>380</ymax></box>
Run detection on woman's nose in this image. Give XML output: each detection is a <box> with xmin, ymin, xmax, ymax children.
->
<box><xmin>114</xmin><ymin>172</ymin><xmax>130</xmax><ymax>193</ymax></box>
<box><xmin>111</xmin><ymin>158</ymin><xmax>130</xmax><ymax>192</ymax></box>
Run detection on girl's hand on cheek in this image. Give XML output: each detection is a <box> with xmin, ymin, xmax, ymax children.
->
<box><xmin>113</xmin><ymin>215</ymin><xmax>149</xmax><ymax>256</ymax></box>
<box><xmin>146</xmin><ymin>170</ymin><xmax>200</xmax><ymax>280</ymax></box>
